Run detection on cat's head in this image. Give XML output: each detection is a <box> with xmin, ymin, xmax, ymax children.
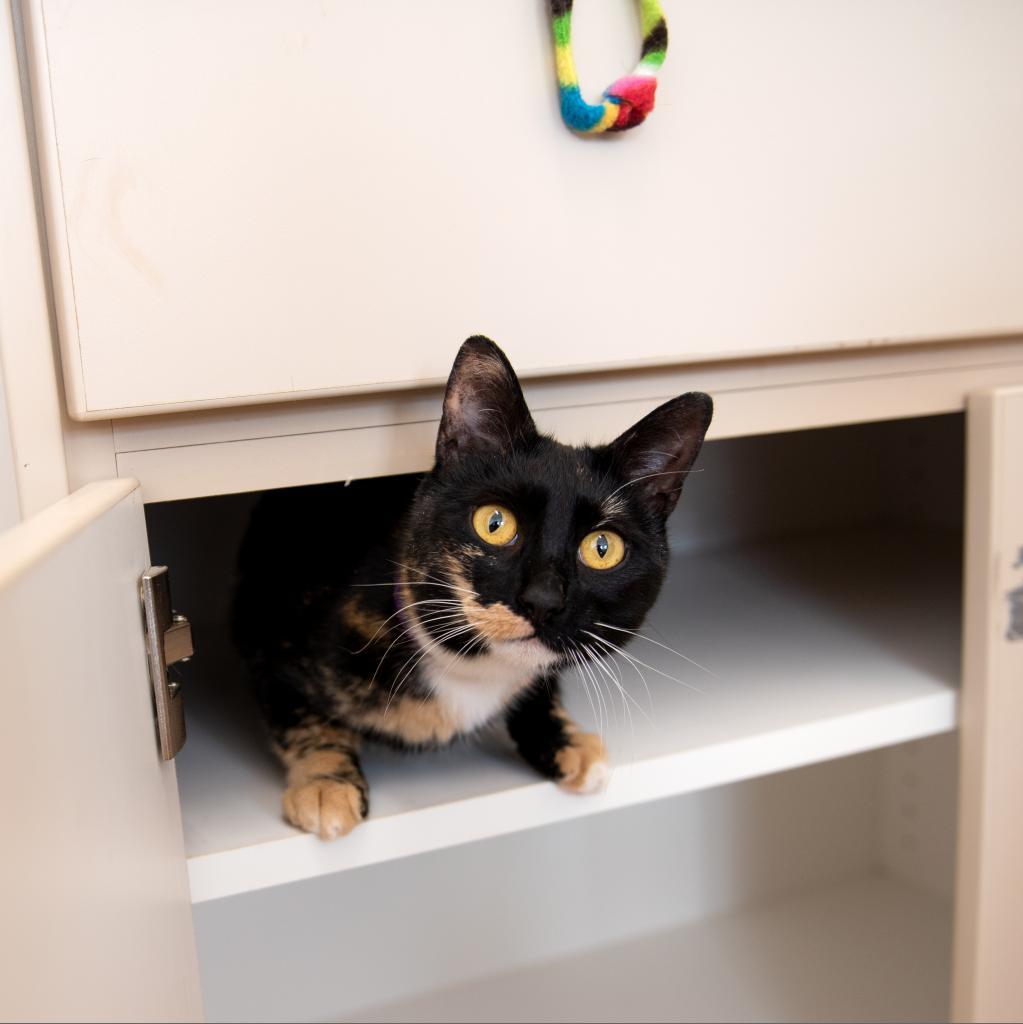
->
<box><xmin>400</xmin><ymin>336</ymin><xmax>712</xmax><ymax>673</ymax></box>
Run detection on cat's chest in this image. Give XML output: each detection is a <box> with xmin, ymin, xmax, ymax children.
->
<box><xmin>417</xmin><ymin>645</ymin><xmax>540</xmax><ymax>734</ymax></box>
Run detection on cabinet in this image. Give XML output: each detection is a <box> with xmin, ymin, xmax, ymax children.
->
<box><xmin>5</xmin><ymin>406</ymin><xmax>1023</xmax><ymax>1022</ymax></box>
<box><xmin>153</xmin><ymin>418</ymin><xmax>968</xmax><ymax>1021</ymax></box>
<box><xmin>2</xmin><ymin>2</ymin><xmax>1023</xmax><ymax>1021</ymax></box>
<box><xmin>20</xmin><ymin>0</ymin><xmax>1023</xmax><ymax>419</ymax></box>
<box><xmin>0</xmin><ymin>481</ymin><xmax>202</xmax><ymax>1021</ymax></box>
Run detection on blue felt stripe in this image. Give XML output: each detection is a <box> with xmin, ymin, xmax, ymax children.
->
<box><xmin>559</xmin><ymin>85</ymin><xmax>607</xmax><ymax>132</ymax></box>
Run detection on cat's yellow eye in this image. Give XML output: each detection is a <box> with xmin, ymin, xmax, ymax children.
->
<box><xmin>472</xmin><ymin>504</ymin><xmax>519</xmax><ymax>546</ymax></box>
<box><xmin>578</xmin><ymin>530</ymin><xmax>626</xmax><ymax>570</ymax></box>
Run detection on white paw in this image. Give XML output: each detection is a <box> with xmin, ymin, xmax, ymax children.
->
<box><xmin>573</xmin><ymin>757</ymin><xmax>612</xmax><ymax>794</ymax></box>
<box><xmin>555</xmin><ymin>733</ymin><xmax>611</xmax><ymax>794</ymax></box>
<box><xmin>282</xmin><ymin>778</ymin><xmax>365</xmax><ymax>840</ymax></box>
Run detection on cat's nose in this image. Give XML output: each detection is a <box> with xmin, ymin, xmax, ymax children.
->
<box><xmin>520</xmin><ymin>570</ymin><xmax>566</xmax><ymax>624</ymax></box>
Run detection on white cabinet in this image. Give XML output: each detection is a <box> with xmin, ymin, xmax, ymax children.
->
<box><xmin>129</xmin><ymin>413</ymin><xmax>995</xmax><ymax>1022</ymax></box>
<box><xmin>0</xmin><ymin>481</ymin><xmax>202</xmax><ymax>1022</ymax></box>
<box><xmin>21</xmin><ymin>0</ymin><xmax>1023</xmax><ymax>419</ymax></box>
<box><xmin>953</xmin><ymin>386</ymin><xmax>1023</xmax><ymax>1022</ymax></box>
<box><xmin>3</xmin><ymin>3</ymin><xmax>1023</xmax><ymax>1020</ymax></box>
<box><xmin>3</xmin><ymin>371</ymin><xmax>1023</xmax><ymax>1021</ymax></box>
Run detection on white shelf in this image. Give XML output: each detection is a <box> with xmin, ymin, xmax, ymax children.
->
<box><xmin>179</xmin><ymin>529</ymin><xmax>960</xmax><ymax>903</ymax></box>
<box><xmin>350</xmin><ymin>873</ymin><xmax>952</xmax><ymax>1023</ymax></box>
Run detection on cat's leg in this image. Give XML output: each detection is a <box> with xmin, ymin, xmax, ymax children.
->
<box><xmin>247</xmin><ymin>663</ymin><xmax>369</xmax><ymax>839</ymax></box>
<box><xmin>272</xmin><ymin>711</ymin><xmax>369</xmax><ymax>840</ymax></box>
<box><xmin>505</xmin><ymin>678</ymin><xmax>610</xmax><ymax>794</ymax></box>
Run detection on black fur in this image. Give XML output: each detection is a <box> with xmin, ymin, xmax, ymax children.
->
<box><xmin>232</xmin><ymin>336</ymin><xmax>712</xmax><ymax>837</ymax></box>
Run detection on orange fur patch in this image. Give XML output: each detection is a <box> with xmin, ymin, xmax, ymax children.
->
<box><xmin>554</xmin><ymin>732</ymin><xmax>609</xmax><ymax>793</ymax></box>
<box><xmin>340</xmin><ymin>597</ymin><xmax>386</xmax><ymax>643</ymax></box>
<box><xmin>355</xmin><ymin>696</ymin><xmax>461</xmax><ymax>745</ymax></box>
<box><xmin>277</xmin><ymin>721</ymin><xmax>366</xmax><ymax>839</ymax></box>
<box><xmin>446</xmin><ymin>557</ymin><xmax>534</xmax><ymax>641</ymax></box>
<box><xmin>285</xmin><ymin>749</ymin><xmax>351</xmax><ymax>783</ymax></box>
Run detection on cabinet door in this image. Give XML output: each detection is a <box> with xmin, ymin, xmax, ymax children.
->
<box><xmin>23</xmin><ymin>0</ymin><xmax>1023</xmax><ymax>419</ymax></box>
<box><xmin>0</xmin><ymin>481</ymin><xmax>202</xmax><ymax>1022</ymax></box>
<box><xmin>953</xmin><ymin>386</ymin><xmax>1023</xmax><ymax>1022</ymax></box>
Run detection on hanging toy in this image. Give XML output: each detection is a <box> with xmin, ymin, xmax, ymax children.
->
<box><xmin>550</xmin><ymin>0</ymin><xmax>668</xmax><ymax>135</ymax></box>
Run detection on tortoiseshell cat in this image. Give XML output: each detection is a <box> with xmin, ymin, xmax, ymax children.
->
<box><xmin>232</xmin><ymin>337</ymin><xmax>712</xmax><ymax>839</ymax></box>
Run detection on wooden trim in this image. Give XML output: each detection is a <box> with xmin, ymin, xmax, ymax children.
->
<box><xmin>0</xmin><ymin>0</ymin><xmax>68</xmax><ymax>516</ymax></box>
<box><xmin>16</xmin><ymin>0</ymin><xmax>89</xmax><ymax>420</ymax></box>
<box><xmin>0</xmin><ymin>477</ymin><xmax>136</xmax><ymax>587</ymax></box>
<box><xmin>952</xmin><ymin>385</ymin><xmax>1023</xmax><ymax>1022</ymax></box>
<box><xmin>113</xmin><ymin>335</ymin><xmax>1023</xmax><ymax>455</ymax></box>
<box><xmin>117</xmin><ymin>351</ymin><xmax>1023</xmax><ymax>503</ymax></box>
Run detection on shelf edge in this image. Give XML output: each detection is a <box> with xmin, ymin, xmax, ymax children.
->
<box><xmin>187</xmin><ymin>689</ymin><xmax>957</xmax><ymax>904</ymax></box>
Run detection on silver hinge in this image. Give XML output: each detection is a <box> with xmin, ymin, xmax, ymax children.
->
<box><xmin>141</xmin><ymin>566</ymin><xmax>194</xmax><ymax>760</ymax></box>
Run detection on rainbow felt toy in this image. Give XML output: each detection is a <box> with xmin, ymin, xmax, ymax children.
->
<box><xmin>551</xmin><ymin>0</ymin><xmax>667</xmax><ymax>135</ymax></box>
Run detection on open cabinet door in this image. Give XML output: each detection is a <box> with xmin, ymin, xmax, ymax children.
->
<box><xmin>0</xmin><ymin>480</ymin><xmax>203</xmax><ymax>1022</ymax></box>
<box><xmin>953</xmin><ymin>385</ymin><xmax>1023</xmax><ymax>1022</ymax></box>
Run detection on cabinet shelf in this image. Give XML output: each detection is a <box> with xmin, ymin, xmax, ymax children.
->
<box><xmin>351</xmin><ymin>872</ymin><xmax>951</xmax><ymax>1023</ymax></box>
<box><xmin>179</xmin><ymin>528</ymin><xmax>960</xmax><ymax>903</ymax></box>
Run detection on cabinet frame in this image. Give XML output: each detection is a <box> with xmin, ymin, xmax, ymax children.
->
<box><xmin>953</xmin><ymin>386</ymin><xmax>1023</xmax><ymax>1023</ymax></box>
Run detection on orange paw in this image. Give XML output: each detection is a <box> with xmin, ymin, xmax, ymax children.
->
<box><xmin>555</xmin><ymin>733</ymin><xmax>611</xmax><ymax>794</ymax></box>
<box><xmin>283</xmin><ymin>778</ymin><xmax>364</xmax><ymax>840</ymax></box>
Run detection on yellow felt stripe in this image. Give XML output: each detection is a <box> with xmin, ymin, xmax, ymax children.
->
<box><xmin>555</xmin><ymin>44</ymin><xmax>577</xmax><ymax>87</ymax></box>
<box><xmin>586</xmin><ymin>101</ymin><xmax>620</xmax><ymax>134</ymax></box>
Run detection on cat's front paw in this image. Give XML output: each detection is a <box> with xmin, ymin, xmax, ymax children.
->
<box><xmin>282</xmin><ymin>778</ymin><xmax>365</xmax><ymax>840</ymax></box>
<box><xmin>555</xmin><ymin>733</ymin><xmax>611</xmax><ymax>794</ymax></box>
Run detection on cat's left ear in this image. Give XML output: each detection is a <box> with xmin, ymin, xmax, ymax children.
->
<box><xmin>608</xmin><ymin>392</ymin><xmax>713</xmax><ymax>517</ymax></box>
<box><xmin>436</xmin><ymin>336</ymin><xmax>537</xmax><ymax>466</ymax></box>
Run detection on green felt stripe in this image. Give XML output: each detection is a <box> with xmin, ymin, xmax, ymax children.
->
<box><xmin>639</xmin><ymin>0</ymin><xmax>664</xmax><ymax>37</ymax></box>
<box><xmin>553</xmin><ymin>14</ymin><xmax>571</xmax><ymax>47</ymax></box>
<box><xmin>550</xmin><ymin>0</ymin><xmax>666</xmax><ymax>134</ymax></box>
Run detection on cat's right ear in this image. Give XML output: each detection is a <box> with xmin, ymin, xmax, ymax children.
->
<box><xmin>608</xmin><ymin>392</ymin><xmax>714</xmax><ymax>518</ymax></box>
<box><xmin>435</xmin><ymin>336</ymin><xmax>537</xmax><ymax>466</ymax></box>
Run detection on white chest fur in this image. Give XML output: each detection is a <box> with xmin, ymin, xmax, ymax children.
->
<box><xmin>418</xmin><ymin>638</ymin><xmax>560</xmax><ymax>734</ymax></box>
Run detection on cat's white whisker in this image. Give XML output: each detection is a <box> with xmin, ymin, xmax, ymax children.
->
<box><xmin>594</xmin><ymin>643</ymin><xmax>643</xmax><ymax>719</ymax></box>
<box><xmin>594</xmin><ymin>621</ymin><xmax>717</xmax><ymax>677</ymax></box>
<box><xmin>370</xmin><ymin>610</ymin><xmax>467</xmax><ymax>685</ymax></box>
<box><xmin>350</xmin><ymin>598</ymin><xmax>463</xmax><ymax>654</ymax></box>
<box><xmin>588</xmin><ymin>629</ymin><xmax>655</xmax><ymax>711</ymax></box>
<box><xmin>584</xmin><ymin>641</ymin><xmax>648</xmax><ymax>726</ymax></box>
<box><xmin>586</xmin><ymin>630</ymin><xmax>654</xmax><ymax>689</ymax></box>
<box><xmin>601</xmin><ymin>467</ymin><xmax>703</xmax><ymax>504</ymax></box>
<box><xmin>577</xmin><ymin>642</ymin><xmax>614</xmax><ymax>734</ymax></box>
<box><xmin>583</xmin><ymin>629</ymin><xmax>705</xmax><ymax>694</ymax></box>
<box><xmin>428</xmin><ymin>627</ymin><xmax>491</xmax><ymax>688</ymax></box>
<box><xmin>396</xmin><ymin>620</ymin><xmax>487</xmax><ymax>695</ymax></box>
<box><xmin>349</xmin><ymin>581</ymin><xmax>465</xmax><ymax>592</ymax></box>
<box><xmin>583</xmin><ymin>641</ymin><xmax>640</xmax><ymax>770</ymax></box>
<box><xmin>565</xmin><ymin>645</ymin><xmax>598</xmax><ymax>740</ymax></box>
<box><xmin>385</xmin><ymin>622</ymin><xmax>480</xmax><ymax>712</ymax></box>
<box><xmin>387</xmin><ymin>614</ymin><xmax>473</xmax><ymax>680</ymax></box>
<box><xmin>582</xmin><ymin>642</ymin><xmax>622</xmax><ymax>730</ymax></box>
<box><xmin>573</xmin><ymin>658</ymin><xmax>601</xmax><ymax>737</ymax></box>
<box><xmin>614</xmin><ymin>645</ymin><xmax>654</xmax><ymax>713</ymax></box>
<box><xmin>564</xmin><ymin>647</ymin><xmax>600</xmax><ymax>740</ymax></box>
<box><xmin>388</xmin><ymin>559</ymin><xmax>479</xmax><ymax>597</ymax></box>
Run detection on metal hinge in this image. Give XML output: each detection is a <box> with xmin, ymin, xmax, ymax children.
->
<box><xmin>141</xmin><ymin>566</ymin><xmax>194</xmax><ymax>760</ymax></box>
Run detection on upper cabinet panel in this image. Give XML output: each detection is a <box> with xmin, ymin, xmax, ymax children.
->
<box><xmin>24</xmin><ymin>0</ymin><xmax>1023</xmax><ymax>419</ymax></box>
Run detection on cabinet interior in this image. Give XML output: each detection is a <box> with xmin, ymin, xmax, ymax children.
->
<box><xmin>145</xmin><ymin>413</ymin><xmax>964</xmax><ymax>1023</ymax></box>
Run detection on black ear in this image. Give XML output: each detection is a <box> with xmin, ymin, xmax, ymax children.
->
<box><xmin>436</xmin><ymin>336</ymin><xmax>537</xmax><ymax>465</ymax></box>
<box><xmin>608</xmin><ymin>392</ymin><xmax>713</xmax><ymax>517</ymax></box>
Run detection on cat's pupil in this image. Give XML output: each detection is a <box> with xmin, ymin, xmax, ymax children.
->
<box><xmin>488</xmin><ymin>510</ymin><xmax>504</xmax><ymax>533</ymax></box>
<box><xmin>596</xmin><ymin>534</ymin><xmax>609</xmax><ymax>558</ymax></box>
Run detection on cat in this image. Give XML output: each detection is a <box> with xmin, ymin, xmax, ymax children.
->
<box><xmin>232</xmin><ymin>336</ymin><xmax>712</xmax><ymax>839</ymax></box>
